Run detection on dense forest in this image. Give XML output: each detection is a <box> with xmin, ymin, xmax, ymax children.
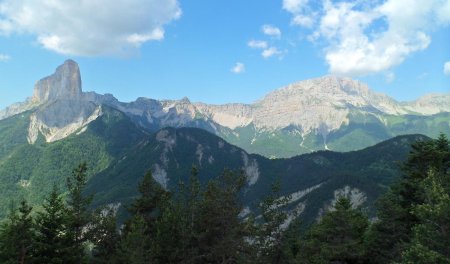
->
<box><xmin>0</xmin><ymin>134</ymin><xmax>448</xmax><ymax>264</ymax></box>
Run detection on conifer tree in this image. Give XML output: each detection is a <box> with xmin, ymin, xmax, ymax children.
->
<box><xmin>119</xmin><ymin>170</ymin><xmax>169</xmax><ymax>263</ymax></box>
<box><xmin>33</xmin><ymin>184</ymin><xmax>69</xmax><ymax>264</ymax></box>
<box><xmin>400</xmin><ymin>170</ymin><xmax>450</xmax><ymax>263</ymax></box>
<box><xmin>253</xmin><ymin>182</ymin><xmax>290</xmax><ymax>264</ymax></box>
<box><xmin>89</xmin><ymin>206</ymin><xmax>120</xmax><ymax>264</ymax></box>
<box><xmin>117</xmin><ymin>215</ymin><xmax>150</xmax><ymax>264</ymax></box>
<box><xmin>0</xmin><ymin>200</ymin><xmax>34</xmax><ymax>264</ymax></box>
<box><xmin>365</xmin><ymin>134</ymin><xmax>449</xmax><ymax>263</ymax></box>
<box><xmin>193</xmin><ymin>169</ymin><xmax>248</xmax><ymax>263</ymax></box>
<box><xmin>299</xmin><ymin>197</ymin><xmax>369</xmax><ymax>264</ymax></box>
<box><xmin>65</xmin><ymin>162</ymin><xmax>93</xmax><ymax>264</ymax></box>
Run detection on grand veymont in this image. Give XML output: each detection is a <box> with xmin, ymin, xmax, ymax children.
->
<box><xmin>1</xmin><ymin>60</ymin><xmax>449</xmax><ymax>158</ymax></box>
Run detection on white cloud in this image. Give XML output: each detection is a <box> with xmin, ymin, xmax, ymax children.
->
<box><xmin>262</xmin><ymin>24</ymin><xmax>281</xmax><ymax>38</ymax></box>
<box><xmin>444</xmin><ymin>62</ymin><xmax>450</xmax><ymax>76</ymax></box>
<box><xmin>282</xmin><ymin>0</ymin><xmax>309</xmax><ymax>14</ymax></box>
<box><xmin>310</xmin><ymin>0</ymin><xmax>450</xmax><ymax>76</ymax></box>
<box><xmin>231</xmin><ymin>62</ymin><xmax>245</xmax><ymax>74</ymax></box>
<box><xmin>262</xmin><ymin>47</ymin><xmax>282</xmax><ymax>58</ymax></box>
<box><xmin>283</xmin><ymin>0</ymin><xmax>314</xmax><ymax>28</ymax></box>
<box><xmin>248</xmin><ymin>40</ymin><xmax>268</xmax><ymax>49</ymax></box>
<box><xmin>0</xmin><ymin>54</ymin><xmax>10</xmax><ymax>62</ymax></box>
<box><xmin>0</xmin><ymin>0</ymin><xmax>181</xmax><ymax>56</ymax></box>
<box><xmin>292</xmin><ymin>15</ymin><xmax>314</xmax><ymax>28</ymax></box>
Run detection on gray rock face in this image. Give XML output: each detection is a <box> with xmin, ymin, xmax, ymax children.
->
<box><xmin>32</xmin><ymin>59</ymin><xmax>82</xmax><ymax>103</ymax></box>
<box><xmin>1</xmin><ymin>60</ymin><xmax>449</xmax><ymax>155</ymax></box>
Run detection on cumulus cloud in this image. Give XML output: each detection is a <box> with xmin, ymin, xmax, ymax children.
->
<box><xmin>231</xmin><ymin>62</ymin><xmax>245</xmax><ymax>74</ymax></box>
<box><xmin>248</xmin><ymin>40</ymin><xmax>268</xmax><ymax>49</ymax></box>
<box><xmin>445</xmin><ymin>62</ymin><xmax>450</xmax><ymax>76</ymax></box>
<box><xmin>283</xmin><ymin>0</ymin><xmax>314</xmax><ymax>28</ymax></box>
<box><xmin>282</xmin><ymin>0</ymin><xmax>450</xmax><ymax>76</ymax></box>
<box><xmin>262</xmin><ymin>47</ymin><xmax>282</xmax><ymax>59</ymax></box>
<box><xmin>292</xmin><ymin>15</ymin><xmax>314</xmax><ymax>27</ymax></box>
<box><xmin>0</xmin><ymin>0</ymin><xmax>181</xmax><ymax>56</ymax></box>
<box><xmin>0</xmin><ymin>54</ymin><xmax>10</xmax><ymax>62</ymax></box>
<box><xmin>282</xmin><ymin>0</ymin><xmax>309</xmax><ymax>13</ymax></box>
<box><xmin>262</xmin><ymin>24</ymin><xmax>281</xmax><ymax>38</ymax></box>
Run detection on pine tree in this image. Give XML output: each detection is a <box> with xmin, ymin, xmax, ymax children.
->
<box><xmin>89</xmin><ymin>206</ymin><xmax>120</xmax><ymax>264</ymax></box>
<box><xmin>253</xmin><ymin>182</ymin><xmax>290</xmax><ymax>264</ymax></box>
<box><xmin>365</xmin><ymin>134</ymin><xmax>450</xmax><ymax>263</ymax></box>
<box><xmin>400</xmin><ymin>170</ymin><xmax>450</xmax><ymax>263</ymax></box>
<box><xmin>128</xmin><ymin>170</ymin><xmax>169</xmax><ymax>228</ymax></box>
<box><xmin>0</xmin><ymin>200</ymin><xmax>35</xmax><ymax>264</ymax></box>
<box><xmin>193</xmin><ymin>169</ymin><xmax>249</xmax><ymax>263</ymax></box>
<box><xmin>33</xmin><ymin>184</ymin><xmax>69</xmax><ymax>264</ymax></box>
<box><xmin>117</xmin><ymin>215</ymin><xmax>150</xmax><ymax>264</ymax></box>
<box><xmin>65</xmin><ymin>162</ymin><xmax>93</xmax><ymax>264</ymax></box>
<box><xmin>151</xmin><ymin>200</ymin><xmax>186</xmax><ymax>263</ymax></box>
<box><xmin>299</xmin><ymin>197</ymin><xmax>369</xmax><ymax>264</ymax></box>
<box><xmin>119</xmin><ymin>170</ymin><xmax>169</xmax><ymax>263</ymax></box>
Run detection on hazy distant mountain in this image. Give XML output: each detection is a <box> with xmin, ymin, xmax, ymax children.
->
<box><xmin>1</xmin><ymin>60</ymin><xmax>449</xmax><ymax>158</ymax></box>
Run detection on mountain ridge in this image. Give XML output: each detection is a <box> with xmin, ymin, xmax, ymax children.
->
<box><xmin>1</xmin><ymin>60</ymin><xmax>448</xmax><ymax>157</ymax></box>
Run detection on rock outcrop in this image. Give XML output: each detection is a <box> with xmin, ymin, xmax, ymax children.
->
<box><xmin>32</xmin><ymin>60</ymin><xmax>82</xmax><ymax>103</ymax></box>
<box><xmin>10</xmin><ymin>60</ymin><xmax>103</xmax><ymax>144</ymax></box>
<box><xmin>1</xmin><ymin>60</ymin><xmax>449</xmax><ymax>155</ymax></box>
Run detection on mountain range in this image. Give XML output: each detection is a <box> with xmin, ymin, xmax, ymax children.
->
<box><xmin>0</xmin><ymin>60</ymin><xmax>448</xmax><ymax>225</ymax></box>
<box><xmin>1</xmin><ymin>60</ymin><xmax>448</xmax><ymax>158</ymax></box>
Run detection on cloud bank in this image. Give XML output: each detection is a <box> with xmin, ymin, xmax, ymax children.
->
<box><xmin>0</xmin><ymin>0</ymin><xmax>181</xmax><ymax>56</ymax></box>
<box><xmin>284</xmin><ymin>0</ymin><xmax>450</xmax><ymax>76</ymax></box>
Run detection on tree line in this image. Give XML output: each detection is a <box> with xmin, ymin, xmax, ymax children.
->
<box><xmin>0</xmin><ymin>134</ymin><xmax>448</xmax><ymax>263</ymax></box>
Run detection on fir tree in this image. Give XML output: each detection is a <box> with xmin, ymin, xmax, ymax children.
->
<box><xmin>253</xmin><ymin>182</ymin><xmax>290</xmax><ymax>264</ymax></box>
<box><xmin>299</xmin><ymin>197</ymin><xmax>369</xmax><ymax>264</ymax></box>
<box><xmin>33</xmin><ymin>184</ymin><xmax>69</xmax><ymax>264</ymax></box>
<box><xmin>193</xmin><ymin>169</ymin><xmax>248</xmax><ymax>263</ymax></box>
<box><xmin>117</xmin><ymin>215</ymin><xmax>150</xmax><ymax>264</ymax></box>
<box><xmin>0</xmin><ymin>200</ymin><xmax>35</xmax><ymax>264</ymax></box>
<box><xmin>365</xmin><ymin>134</ymin><xmax>450</xmax><ymax>263</ymax></box>
<box><xmin>400</xmin><ymin>170</ymin><xmax>450</xmax><ymax>263</ymax></box>
<box><xmin>89</xmin><ymin>206</ymin><xmax>120</xmax><ymax>264</ymax></box>
<box><xmin>65</xmin><ymin>162</ymin><xmax>93</xmax><ymax>264</ymax></box>
<box><xmin>119</xmin><ymin>170</ymin><xmax>169</xmax><ymax>263</ymax></box>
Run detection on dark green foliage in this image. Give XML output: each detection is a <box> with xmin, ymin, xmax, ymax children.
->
<box><xmin>118</xmin><ymin>171</ymin><xmax>169</xmax><ymax>263</ymax></box>
<box><xmin>117</xmin><ymin>215</ymin><xmax>150</xmax><ymax>264</ymax></box>
<box><xmin>128</xmin><ymin>171</ymin><xmax>169</xmax><ymax>225</ymax></box>
<box><xmin>65</xmin><ymin>163</ymin><xmax>93</xmax><ymax>264</ymax></box>
<box><xmin>33</xmin><ymin>185</ymin><xmax>69</xmax><ymax>264</ymax></box>
<box><xmin>192</xmin><ymin>170</ymin><xmax>249</xmax><ymax>263</ymax></box>
<box><xmin>366</xmin><ymin>133</ymin><xmax>450</xmax><ymax>263</ymax></box>
<box><xmin>299</xmin><ymin>197</ymin><xmax>369</xmax><ymax>264</ymax></box>
<box><xmin>400</xmin><ymin>170</ymin><xmax>450</xmax><ymax>263</ymax></box>
<box><xmin>89</xmin><ymin>207</ymin><xmax>120</xmax><ymax>264</ymax></box>
<box><xmin>151</xmin><ymin>200</ymin><xmax>187</xmax><ymax>263</ymax></box>
<box><xmin>0</xmin><ymin>200</ymin><xmax>34</xmax><ymax>264</ymax></box>
<box><xmin>252</xmin><ymin>182</ymin><xmax>291</xmax><ymax>264</ymax></box>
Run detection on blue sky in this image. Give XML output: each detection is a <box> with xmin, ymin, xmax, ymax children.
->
<box><xmin>0</xmin><ymin>0</ymin><xmax>449</xmax><ymax>109</ymax></box>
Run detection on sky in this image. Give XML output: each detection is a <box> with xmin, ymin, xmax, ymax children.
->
<box><xmin>0</xmin><ymin>0</ymin><xmax>449</xmax><ymax>109</ymax></box>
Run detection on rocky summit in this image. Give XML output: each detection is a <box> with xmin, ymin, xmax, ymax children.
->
<box><xmin>32</xmin><ymin>59</ymin><xmax>82</xmax><ymax>103</ymax></box>
<box><xmin>1</xmin><ymin>60</ymin><xmax>449</xmax><ymax>157</ymax></box>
